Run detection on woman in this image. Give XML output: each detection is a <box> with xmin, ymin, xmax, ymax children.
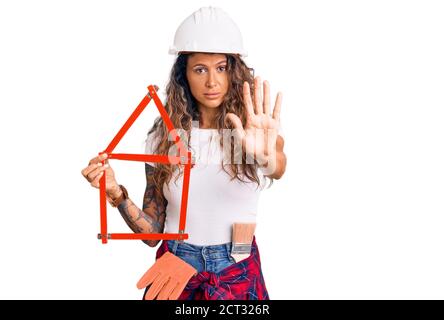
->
<box><xmin>81</xmin><ymin>7</ymin><xmax>286</xmax><ymax>300</ymax></box>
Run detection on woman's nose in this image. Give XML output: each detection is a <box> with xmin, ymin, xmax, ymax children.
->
<box><xmin>205</xmin><ymin>71</ymin><xmax>217</xmax><ymax>88</ymax></box>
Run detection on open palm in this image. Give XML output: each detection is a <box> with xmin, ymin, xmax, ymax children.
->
<box><xmin>225</xmin><ymin>77</ymin><xmax>283</xmax><ymax>166</ymax></box>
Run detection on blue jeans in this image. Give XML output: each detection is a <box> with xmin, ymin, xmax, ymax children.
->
<box><xmin>167</xmin><ymin>240</ymin><xmax>236</xmax><ymax>273</ymax></box>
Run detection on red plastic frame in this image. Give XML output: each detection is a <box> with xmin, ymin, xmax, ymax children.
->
<box><xmin>97</xmin><ymin>85</ymin><xmax>192</xmax><ymax>244</ymax></box>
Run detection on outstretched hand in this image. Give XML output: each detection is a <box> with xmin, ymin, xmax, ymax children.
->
<box><xmin>225</xmin><ymin>76</ymin><xmax>283</xmax><ymax>166</ymax></box>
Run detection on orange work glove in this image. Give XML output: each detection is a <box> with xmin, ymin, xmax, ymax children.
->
<box><xmin>137</xmin><ymin>251</ymin><xmax>197</xmax><ymax>300</ymax></box>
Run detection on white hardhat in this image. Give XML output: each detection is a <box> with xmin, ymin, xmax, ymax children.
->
<box><xmin>169</xmin><ymin>6</ymin><xmax>247</xmax><ymax>57</ymax></box>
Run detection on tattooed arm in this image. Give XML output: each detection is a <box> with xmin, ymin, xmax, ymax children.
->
<box><xmin>115</xmin><ymin>163</ymin><xmax>167</xmax><ymax>247</ymax></box>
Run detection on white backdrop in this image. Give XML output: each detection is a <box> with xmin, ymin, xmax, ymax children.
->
<box><xmin>0</xmin><ymin>0</ymin><xmax>443</xmax><ymax>299</ymax></box>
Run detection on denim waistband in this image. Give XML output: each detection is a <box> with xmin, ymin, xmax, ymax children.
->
<box><xmin>167</xmin><ymin>240</ymin><xmax>233</xmax><ymax>259</ymax></box>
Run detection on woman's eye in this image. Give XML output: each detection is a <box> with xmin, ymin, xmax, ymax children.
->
<box><xmin>218</xmin><ymin>66</ymin><xmax>227</xmax><ymax>72</ymax></box>
<box><xmin>195</xmin><ymin>68</ymin><xmax>206</xmax><ymax>74</ymax></box>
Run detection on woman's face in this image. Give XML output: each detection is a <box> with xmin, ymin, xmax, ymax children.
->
<box><xmin>186</xmin><ymin>53</ymin><xmax>229</xmax><ymax>110</ymax></box>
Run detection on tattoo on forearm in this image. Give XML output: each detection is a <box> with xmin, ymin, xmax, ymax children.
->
<box><xmin>116</xmin><ymin>163</ymin><xmax>167</xmax><ymax>246</ymax></box>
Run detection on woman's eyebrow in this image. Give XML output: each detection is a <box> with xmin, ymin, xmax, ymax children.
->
<box><xmin>192</xmin><ymin>60</ymin><xmax>227</xmax><ymax>67</ymax></box>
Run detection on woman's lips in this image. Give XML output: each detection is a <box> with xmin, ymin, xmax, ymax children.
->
<box><xmin>204</xmin><ymin>93</ymin><xmax>220</xmax><ymax>100</ymax></box>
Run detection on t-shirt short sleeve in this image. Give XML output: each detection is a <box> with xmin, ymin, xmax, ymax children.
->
<box><xmin>144</xmin><ymin>131</ymin><xmax>159</xmax><ymax>167</ymax></box>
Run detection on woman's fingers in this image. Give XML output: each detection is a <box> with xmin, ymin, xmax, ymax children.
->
<box><xmin>81</xmin><ymin>153</ymin><xmax>116</xmax><ymax>190</ymax></box>
<box><xmin>90</xmin><ymin>170</ymin><xmax>105</xmax><ymax>188</ymax></box>
<box><xmin>82</xmin><ymin>153</ymin><xmax>108</xmax><ymax>180</ymax></box>
<box><xmin>243</xmin><ymin>82</ymin><xmax>255</xmax><ymax>118</ymax></box>
<box><xmin>272</xmin><ymin>92</ymin><xmax>283</xmax><ymax>122</ymax></box>
<box><xmin>225</xmin><ymin>113</ymin><xmax>242</xmax><ymax>129</ymax></box>
<box><xmin>253</xmin><ymin>76</ymin><xmax>263</xmax><ymax>115</ymax></box>
<box><xmin>82</xmin><ymin>163</ymin><xmax>100</xmax><ymax>178</ymax></box>
<box><xmin>82</xmin><ymin>163</ymin><xmax>106</xmax><ymax>180</ymax></box>
<box><xmin>263</xmin><ymin>80</ymin><xmax>270</xmax><ymax>116</ymax></box>
<box><xmin>225</xmin><ymin>113</ymin><xmax>246</xmax><ymax>142</ymax></box>
<box><xmin>88</xmin><ymin>153</ymin><xmax>108</xmax><ymax>166</ymax></box>
<box><xmin>90</xmin><ymin>164</ymin><xmax>109</xmax><ymax>179</ymax></box>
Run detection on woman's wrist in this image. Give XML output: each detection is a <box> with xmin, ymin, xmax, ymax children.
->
<box><xmin>106</xmin><ymin>184</ymin><xmax>129</xmax><ymax>208</ymax></box>
<box><xmin>107</xmin><ymin>184</ymin><xmax>123</xmax><ymax>200</ymax></box>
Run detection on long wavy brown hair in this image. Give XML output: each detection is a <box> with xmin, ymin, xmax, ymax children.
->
<box><xmin>146</xmin><ymin>53</ymin><xmax>273</xmax><ymax>197</ymax></box>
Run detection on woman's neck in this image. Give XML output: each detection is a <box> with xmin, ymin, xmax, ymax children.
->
<box><xmin>200</xmin><ymin>124</ymin><xmax>216</xmax><ymax>129</ymax></box>
<box><xmin>198</xmin><ymin>104</ymin><xmax>218</xmax><ymax>129</ymax></box>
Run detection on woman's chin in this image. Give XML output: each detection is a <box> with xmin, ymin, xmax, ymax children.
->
<box><xmin>201</xmin><ymin>100</ymin><xmax>223</xmax><ymax>109</ymax></box>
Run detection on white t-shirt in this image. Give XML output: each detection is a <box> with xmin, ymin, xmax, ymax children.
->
<box><xmin>144</xmin><ymin>124</ymin><xmax>284</xmax><ymax>246</ymax></box>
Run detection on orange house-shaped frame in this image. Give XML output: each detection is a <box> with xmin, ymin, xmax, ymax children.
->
<box><xmin>97</xmin><ymin>85</ymin><xmax>192</xmax><ymax>244</ymax></box>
